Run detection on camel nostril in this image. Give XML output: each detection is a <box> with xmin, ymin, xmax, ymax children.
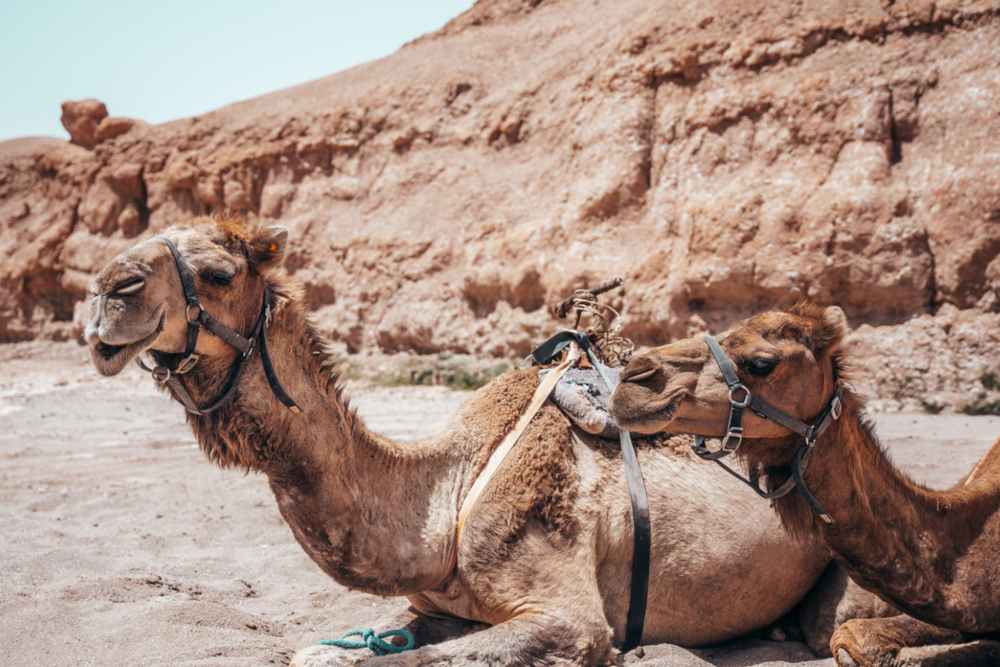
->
<box><xmin>622</xmin><ymin>357</ymin><xmax>659</xmax><ymax>384</ymax></box>
<box><xmin>84</xmin><ymin>321</ymin><xmax>101</xmax><ymax>347</ymax></box>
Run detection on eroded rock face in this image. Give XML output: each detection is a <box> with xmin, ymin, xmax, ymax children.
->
<box><xmin>2</xmin><ymin>0</ymin><xmax>999</xmax><ymax>410</ymax></box>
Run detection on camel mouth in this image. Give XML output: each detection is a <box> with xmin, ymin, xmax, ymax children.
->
<box><xmin>610</xmin><ymin>383</ymin><xmax>682</xmax><ymax>435</ymax></box>
<box><xmin>88</xmin><ymin>315</ymin><xmax>164</xmax><ymax>377</ymax></box>
<box><xmin>615</xmin><ymin>402</ymin><xmax>677</xmax><ymax>434</ymax></box>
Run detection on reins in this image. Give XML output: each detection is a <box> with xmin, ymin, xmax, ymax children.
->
<box><xmin>136</xmin><ymin>237</ymin><xmax>301</xmax><ymax>416</ymax></box>
<box><xmin>691</xmin><ymin>334</ymin><xmax>842</xmax><ymax>524</ymax></box>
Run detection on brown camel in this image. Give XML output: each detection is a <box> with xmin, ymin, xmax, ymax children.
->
<box><xmin>610</xmin><ymin>303</ymin><xmax>1000</xmax><ymax>667</ymax></box>
<box><xmin>83</xmin><ymin>216</ymin><xmax>836</xmax><ymax>665</ymax></box>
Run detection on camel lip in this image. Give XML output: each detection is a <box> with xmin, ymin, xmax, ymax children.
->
<box><xmin>88</xmin><ymin>315</ymin><xmax>164</xmax><ymax>377</ymax></box>
<box><xmin>611</xmin><ymin>382</ymin><xmax>683</xmax><ymax>434</ymax></box>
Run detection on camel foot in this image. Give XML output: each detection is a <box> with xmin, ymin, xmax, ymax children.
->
<box><xmin>832</xmin><ymin>619</ymin><xmax>900</xmax><ymax>667</ymax></box>
<box><xmin>835</xmin><ymin>647</ymin><xmax>859</xmax><ymax>667</ymax></box>
<box><xmin>831</xmin><ymin>615</ymin><xmax>963</xmax><ymax>667</ymax></box>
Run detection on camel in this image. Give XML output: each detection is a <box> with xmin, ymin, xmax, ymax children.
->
<box><xmin>610</xmin><ymin>302</ymin><xmax>1000</xmax><ymax>667</ymax></box>
<box><xmin>82</xmin><ymin>216</ymin><xmax>837</xmax><ymax>665</ymax></box>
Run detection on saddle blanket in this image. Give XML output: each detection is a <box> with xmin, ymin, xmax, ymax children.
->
<box><xmin>543</xmin><ymin>367</ymin><xmax>622</xmax><ymax>439</ymax></box>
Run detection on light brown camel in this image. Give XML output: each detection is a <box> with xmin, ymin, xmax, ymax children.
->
<box><xmin>83</xmin><ymin>216</ymin><xmax>835</xmax><ymax>665</ymax></box>
<box><xmin>610</xmin><ymin>303</ymin><xmax>1000</xmax><ymax>667</ymax></box>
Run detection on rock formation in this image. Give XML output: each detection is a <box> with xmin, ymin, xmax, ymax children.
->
<box><xmin>1</xmin><ymin>0</ymin><xmax>998</xmax><ymax>411</ymax></box>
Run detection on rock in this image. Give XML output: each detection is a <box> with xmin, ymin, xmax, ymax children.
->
<box><xmin>60</xmin><ymin>99</ymin><xmax>108</xmax><ymax>149</ymax></box>
<box><xmin>107</xmin><ymin>162</ymin><xmax>144</xmax><ymax>200</ymax></box>
<box><xmin>4</xmin><ymin>1</ymin><xmax>1000</xmax><ymax>413</ymax></box>
<box><xmin>95</xmin><ymin>116</ymin><xmax>139</xmax><ymax>143</ymax></box>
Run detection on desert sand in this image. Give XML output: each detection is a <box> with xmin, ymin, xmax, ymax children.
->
<box><xmin>1</xmin><ymin>341</ymin><xmax>998</xmax><ymax>666</ymax></box>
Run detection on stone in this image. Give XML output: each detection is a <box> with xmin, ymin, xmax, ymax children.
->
<box><xmin>60</xmin><ymin>99</ymin><xmax>109</xmax><ymax>149</ymax></box>
<box><xmin>95</xmin><ymin>116</ymin><xmax>139</xmax><ymax>143</ymax></box>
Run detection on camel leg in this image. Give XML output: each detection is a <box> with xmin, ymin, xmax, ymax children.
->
<box><xmin>831</xmin><ymin>614</ymin><xmax>963</xmax><ymax>667</ymax></box>
<box><xmin>291</xmin><ymin>609</ymin><xmax>483</xmax><ymax>667</ymax></box>
<box><xmin>357</xmin><ymin>610</ymin><xmax>613</xmax><ymax>666</ymax></box>
<box><xmin>797</xmin><ymin>562</ymin><xmax>897</xmax><ymax>656</ymax></box>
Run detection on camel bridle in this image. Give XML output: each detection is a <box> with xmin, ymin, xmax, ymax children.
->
<box><xmin>136</xmin><ymin>237</ymin><xmax>301</xmax><ymax>417</ymax></box>
<box><xmin>689</xmin><ymin>334</ymin><xmax>842</xmax><ymax>524</ymax></box>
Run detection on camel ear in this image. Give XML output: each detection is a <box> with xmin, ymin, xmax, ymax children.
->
<box><xmin>248</xmin><ymin>225</ymin><xmax>288</xmax><ymax>270</ymax></box>
<box><xmin>818</xmin><ymin>305</ymin><xmax>849</xmax><ymax>349</ymax></box>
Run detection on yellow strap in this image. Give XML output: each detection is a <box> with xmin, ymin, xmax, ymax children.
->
<box><xmin>456</xmin><ymin>343</ymin><xmax>581</xmax><ymax>542</ymax></box>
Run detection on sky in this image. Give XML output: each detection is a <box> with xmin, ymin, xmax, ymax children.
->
<box><xmin>0</xmin><ymin>0</ymin><xmax>474</xmax><ymax>140</ymax></box>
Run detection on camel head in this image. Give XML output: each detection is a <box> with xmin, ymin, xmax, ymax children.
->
<box><xmin>610</xmin><ymin>303</ymin><xmax>849</xmax><ymax>466</ymax></box>
<box><xmin>84</xmin><ymin>216</ymin><xmax>288</xmax><ymax>376</ymax></box>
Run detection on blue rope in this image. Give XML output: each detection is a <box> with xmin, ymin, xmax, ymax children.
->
<box><xmin>319</xmin><ymin>627</ymin><xmax>416</xmax><ymax>656</ymax></box>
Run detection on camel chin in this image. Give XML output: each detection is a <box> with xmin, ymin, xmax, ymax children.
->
<box><xmin>614</xmin><ymin>410</ymin><xmax>678</xmax><ymax>435</ymax></box>
<box><xmin>89</xmin><ymin>322</ymin><xmax>161</xmax><ymax>377</ymax></box>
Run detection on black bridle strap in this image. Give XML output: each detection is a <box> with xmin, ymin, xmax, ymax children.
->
<box><xmin>162</xmin><ymin>237</ymin><xmax>255</xmax><ymax>357</ymax></box>
<box><xmin>258</xmin><ymin>315</ymin><xmax>301</xmax><ymax>414</ymax></box>
<box><xmin>693</xmin><ymin>335</ymin><xmax>751</xmax><ymax>457</ymax></box>
<box><xmin>532</xmin><ymin>330</ymin><xmax>650</xmax><ymax>651</ymax></box>
<box><xmin>196</xmin><ymin>309</ymin><xmax>253</xmax><ymax>355</ymax></box>
<box><xmin>162</xmin><ymin>237</ymin><xmax>202</xmax><ymax>362</ymax></box>
<box><xmin>693</xmin><ymin>334</ymin><xmax>841</xmax><ymax>524</ymax></box>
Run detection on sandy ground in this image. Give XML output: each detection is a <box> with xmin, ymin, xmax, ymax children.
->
<box><xmin>2</xmin><ymin>343</ymin><xmax>998</xmax><ymax>667</ymax></box>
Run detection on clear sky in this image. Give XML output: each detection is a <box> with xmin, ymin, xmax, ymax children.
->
<box><xmin>0</xmin><ymin>1</ymin><xmax>474</xmax><ymax>140</ymax></box>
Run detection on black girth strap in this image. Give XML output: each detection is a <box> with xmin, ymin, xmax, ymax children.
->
<box><xmin>138</xmin><ymin>237</ymin><xmax>301</xmax><ymax>416</ymax></box>
<box><xmin>532</xmin><ymin>331</ymin><xmax>650</xmax><ymax>651</ymax></box>
<box><xmin>691</xmin><ymin>334</ymin><xmax>842</xmax><ymax>524</ymax></box>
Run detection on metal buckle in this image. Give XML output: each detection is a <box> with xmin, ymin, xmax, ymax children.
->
<box><xmin>242</xmin><ymin>338</ymin><xmax>256</xmax><ymax>360</ymax></box>
<box><xmin>830</xmin><ymin>395</ymin><xmax>842</xmax><ymax>420</ymax></box>
<box><xmin>185</xmin><ymin>303</ymin><xmax>202</xmax><ymax>323</ymax></box>
<box><xmin>175</xmin><ymin>354</ymin><xmax>200</xmax><ymax>374</ymax></box>
<box><xmin>729</xmin><ymin>383</ymin><xmax>751</xmax><ymax>407</ymax></box>
<box><xmin>721</xmin><ymin>427</ymin><xmax>743</xmax><ymax>453</ymax></box>
<box><xmin>151</xmin><ymin>366</ymin><xmax>171</xmax><ymax>384</ymax></box>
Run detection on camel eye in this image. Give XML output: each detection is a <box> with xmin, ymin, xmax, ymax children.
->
<box><xmin>201</xmin><ymin>270</ymin><xmax>233</xmax><ymax>287</ymax></box>
<box><xmin>745</xmin><ymin>357</ymin><xmax>779</xmax><ymax>377</ymax></box>
<box><xmin>112</xmin><ymin>277</ymin><xmax>145</xmax><ymax>296</ymax></box>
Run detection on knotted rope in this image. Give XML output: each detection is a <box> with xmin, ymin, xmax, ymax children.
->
<box><xmin>319</xmin><ymin>627</ymin><xmax>416</xmax><ymax>656</ymax></box>
<box><xmin>551</xmin><ymin>276</ymin><xmax>634</xmax><ymax>367</ymax></box>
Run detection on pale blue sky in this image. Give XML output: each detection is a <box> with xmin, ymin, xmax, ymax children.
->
<box><xmin>0</xmin><ymin>1</ymin><xmax>473</xmax><ymax>140</ymax></box>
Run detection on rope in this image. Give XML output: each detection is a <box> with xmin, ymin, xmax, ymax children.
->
<box><xmin>556</xmin><ymin>285</ymin><xmax>634</xmax><ymax>367</ymax></box>
<box><xmin>318</xmin><ymin>627</ymin><xmax>416</xmax><ymax>656</ymax></box>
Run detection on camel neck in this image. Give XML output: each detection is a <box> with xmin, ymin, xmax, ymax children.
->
<box><xmin>181</xmin><ymin>297</ymin><xmax>464</xmax><ymax>595</ymax></box>
<box><xmin>777</xmin><ymin>391</ymin><xmax>1000</xmax><ymax>633</ymax></box>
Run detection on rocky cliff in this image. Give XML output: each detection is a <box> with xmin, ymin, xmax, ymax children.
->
<box><xmin>2</xmin><ymin>0</ymin><xmax>999</xmax><ymax>412</ymax></box>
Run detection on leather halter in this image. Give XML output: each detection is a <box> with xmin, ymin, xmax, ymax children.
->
<box><xmin>690</xmin><ymin>334</ymin><xmax>842</xmax><ymax>524</ymax></box>
<box><xmin>137</xmin><ymin>237</ymin><xmax>301</xmax><ymax>417</ymax></box>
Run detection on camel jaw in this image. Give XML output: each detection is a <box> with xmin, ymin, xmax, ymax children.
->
<box><xmin>88</xmin><ymin>316</ymin><xmax>163</xmax><ymax>376</ymax></box>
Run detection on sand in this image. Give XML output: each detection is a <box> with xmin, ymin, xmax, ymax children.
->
<box><xmin>1</xmin><ymin>342</ymin><xmax>998</xmax><ymax>666</ymax></box>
